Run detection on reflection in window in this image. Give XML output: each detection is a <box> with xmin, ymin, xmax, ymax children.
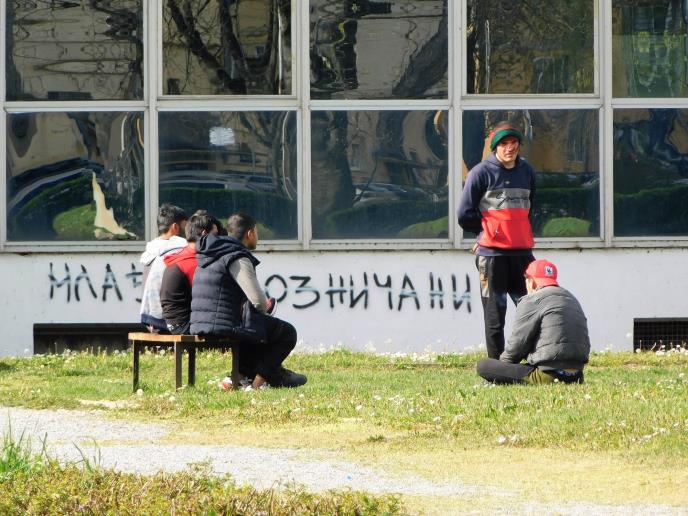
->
<box><xmin>162</xmin><ymin>0</ymin><xmax>291</xmax><ymax>95</ymax></box>
<box><xmin>158</xmin><ymin>112</ymin><xmax>297</xmax><ymax>239</ymax></box>
<box><xmin>462</xmin><ymin>110</ymin><xmax>599</xmax><ymax>238</ymax></box>
<box><xmin>466</xmin><ymin>1</ymin><xmax>594</xmax><ymax>94</ymax></box>
<box><xmin>310</xmin><ymin>0</ymin><xmax>448</xmax><ymax>99</ymax></box>
<box><xmin>311</xmin><ymin>110</ymin><xmax>448</xmax><ymax>239</ymax></box>
<box><xmin>6</xmin><ymin>1</ymin><xmax>143</xmax><ymax>101</ymax></box>
<box><xmin>614</xmin><ymin>109</ymin><xmax>688</xmax><ymax>236</ymax></box>
<box><xmin>6</xmin><ymin>112</ymin><xmax>144</xmax><ymax>241</ymax></box>
<box><xmin>612</xmin><ymin>1</ymin><xmax>688</xmax><ymax>97</ymax></box>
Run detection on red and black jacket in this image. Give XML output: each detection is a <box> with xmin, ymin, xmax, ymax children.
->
<box><xmin>457</xmin><ymin>153</ymin><xmax>535</xmax><ymax>255</ymax></box>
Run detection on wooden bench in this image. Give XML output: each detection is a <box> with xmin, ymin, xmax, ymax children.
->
<box><xmin>128</xmin><ymin>332</ymin><xmax>240</xmax><ymax>392</ymax></box>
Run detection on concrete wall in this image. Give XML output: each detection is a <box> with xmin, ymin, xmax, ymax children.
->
<box><xmin>1</xmin><ymin>248</ymin><xmax>686</xmax><ymax>356</ymax></box>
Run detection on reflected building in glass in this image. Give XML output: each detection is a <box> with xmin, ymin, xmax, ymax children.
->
<box><xmin>6</xmin><ymin>1</ymin><xmax>143</xmax><ymax>101</ymax></box>
<box><xmin>6</xmin><ymin>112</ymin><xmax>145</xmax><ymax>241</ymax></box>
<box><xmin>2</xmin><ymin>0</ymin><xmax>688</xmax><ymax>245</ymax></box>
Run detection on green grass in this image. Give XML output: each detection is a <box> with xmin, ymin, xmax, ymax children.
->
<box><xmin>0</xmin><ymin>349</ymin><xmax>686</xmax><ymax>458</ymax></box>
<box><xmin>1</xmin><ymin>349</ymin><xmax>687</xmax><ymax>512</ymax></box>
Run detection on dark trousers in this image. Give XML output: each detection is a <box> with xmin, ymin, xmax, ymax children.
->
<box><xmin>476</xmin><ymin>254</ymin><xmax>534</xmax><ymax>359</ymax></box>
<box><xmin>477</xmin><ymin>358</ymin><xmax>584</xmax><ymax>384</ymax></box>
<box><xmin>239</xmin><ymin>314</ymin><xmax>297</xmax><ymax>380</ymax></box>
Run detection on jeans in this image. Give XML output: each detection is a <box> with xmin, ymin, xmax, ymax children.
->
<box><xmin>477</xmin><ymin>358</ymin><xmax>584</xmax><ymax>385</ymax></box>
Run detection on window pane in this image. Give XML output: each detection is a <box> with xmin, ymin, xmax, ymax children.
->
<box><xmin>614</xmin><ymin>109</ymin><xmax>688</xmax><ymax>236</ymax></box>
<box><xmin>612</xmin><ymin>2</ymin><xmax>688</xmax><ymax>97</ymax></box>
<box><xmin>466</xmin><ymin>1</ymin><xmax>594</xmax><ymax>94</ymax></box>
<box><xmin>7</xmin><ymin>112</ymin><xmax>145</xmax><ymax>241</ymax></box>
<box><xmin>159</xmin><ymin>111</ymin><xmax>297</xmax><ymax>239</ymax></box>
<box><xmin>162</xmin><ymin>0</ymin><xmax>291</xmax><ymax>95</ymax></box>
<box><xmin>462</xmin><ymin>110</ymin><xmax>600</xmax><ymax>238</ymax></box>
<box><xmin>6</xmin><ymin>2</ymin><xmax>143</xmax><ymax>101</ymax></box>
<box><xmin>311</xmin><ymin>110</ymin><xmax>448</xmax><ymax>239</ymax></box>
<box><xmin>310</xmin><ymin>0</ymin><xmax>448</xmax><ymax>99</ymax></box>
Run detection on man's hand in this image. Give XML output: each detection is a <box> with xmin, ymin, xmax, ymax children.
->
<box><xmin>266</xmin><ymin>297</ymin><xmax>277</xmax><ymax>314</ymax></box>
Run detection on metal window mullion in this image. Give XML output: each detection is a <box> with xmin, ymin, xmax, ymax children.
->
<box><xmin>300</xmin><ymin>0</ymin><xmax>311</xmax><ymax>250</ymax></box>
<box><xmin>146</xmin><ymin>0</ymin><xmax>160</xmax><ymax>242</ymax></box>
<box><xmin>0</xmin><ymin>1</ymin><xmax>6</xmax><ymax>251</ymax></box>
<box><xmin>452</xmin><ymin>0</ymin><xmax>463</xmax><ymax>249</ymax></box>
<box><xmin>601</xmin><ymin>0</ymin><xmax>613</xmax><ymax>247</ymax></box>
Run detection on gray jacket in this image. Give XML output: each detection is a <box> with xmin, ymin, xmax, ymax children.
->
<box><xmin>500</xmin><ymin>286</ymin><xmax>590</xmax><ymax>370</ymax></box>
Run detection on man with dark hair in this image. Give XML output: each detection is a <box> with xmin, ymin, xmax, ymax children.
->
<box><xmin>140</xmin><ymin>203</ymin><xmax>188</xmax><ymax>332</ymax></box>
<box><xmin>477</xmin><ymin>259</ymin><xmax>590</xmax><ymax>384</ymax></box>
<box><xmin>191</xmin><ymin>213</ymin><xmax>306</xmax><ymax>389</ymax></box>
<box><xmin>458</xmin><ymin>122</ymin><xmax>536</xmax><ymax>359</ymax></box>
<box><xmin>160</xmin><ymin>211</ymin><xmax>219</xmax><ymax>335</ymax></box>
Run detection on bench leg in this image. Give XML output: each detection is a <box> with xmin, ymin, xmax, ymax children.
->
<box><xmin>188</xmin><ymin>346</ymin><xmax>196</xmax><ymax>387</ymax></box>
<box><xmin>230</xmin><ymin>344</ymin><xmax>240</xmax><ymax>390</ymax></box>
<box><xmin>174</xmin><ymin>342</ymin><xmax>183</xmax><ymax>390</ymax></box>
<box><xmin>132</xmin><ymin>340</ymin><xmax>140</xmax><ymax>392</ymax></box>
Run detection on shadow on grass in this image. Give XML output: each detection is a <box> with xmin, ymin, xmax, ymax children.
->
<box><xmin>0</xmin><ymin>363</ymin><xmax>16</xmax><ymax>373</ymax></box>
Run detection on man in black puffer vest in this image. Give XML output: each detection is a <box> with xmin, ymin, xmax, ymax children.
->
<box><xmin>190</xmin><ymin>212</ymin><xmax>306</xmax><ymax>389</ymax></box>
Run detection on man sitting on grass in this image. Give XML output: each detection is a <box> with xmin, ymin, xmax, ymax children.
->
<box><xmin>476</xmin><ymin>259</ymin><xmax>590</xmax><ymax>384</ymax></box>
<box><xmin>190</xmin><ymin>213</ymin><xmax>307</xmax><ymax>389</ymax></box>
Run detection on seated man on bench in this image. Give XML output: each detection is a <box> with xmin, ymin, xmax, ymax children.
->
<box><xmin>190</xmin><ymin>213</ymin><xmax>307</xmax><ymax>389</ymax></box>
<box><xmin>160</xmin><ymin>210</ymin><xmax>222</xmax><ymax>335</ymax></box>
<box><xmin>476</xmin><ymin>259</ymin><xmax>590</xmax><ymax>385</ymax></box>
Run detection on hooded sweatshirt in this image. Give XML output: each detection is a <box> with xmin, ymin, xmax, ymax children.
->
<box><xmin>457</xmin><ymin>153</ymin><xmax>536</xmax><ymax>256</ymax></box>
<box><xmin>190</xmin><ymin>234</ymin><xmax>259</xmax><ymax>335</ymax></box>
<box><xmin>160</xmin><ymin>245</ymin><xmax>197</xmax><ymax>330</ymax></box>
<box><xmin>139</xmin><ymin>235</ymin><xmax>187</xmax><ymax>329</ymax></box>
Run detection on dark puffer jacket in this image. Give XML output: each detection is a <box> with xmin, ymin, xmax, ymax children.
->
<box><xmin>189</xmin><ymin>234</ymin><xmax>259</xmax><ymax>336</ymax></box>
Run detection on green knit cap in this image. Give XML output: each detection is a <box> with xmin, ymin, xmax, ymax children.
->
<box><xmin>489</xmin><ymin>127</ymin><xmax>523</xmax><ymax>151</ymax></box>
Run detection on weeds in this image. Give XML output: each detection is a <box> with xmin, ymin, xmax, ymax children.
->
<box><xmin>0</xmin><ymin>424</ymin><xmax>48</xmax><ymax>481</ymax></box>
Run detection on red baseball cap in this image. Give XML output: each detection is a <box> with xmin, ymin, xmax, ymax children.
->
<box><xmin>525</xmin><ymin>259</ymin><xmax>559</xmax><ymax>287</ymax></box>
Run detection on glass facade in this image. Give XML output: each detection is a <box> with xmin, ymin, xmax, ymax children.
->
<box><xmin>158</xmin><ymin>111</ymin><xmax>297</xmax><ymax>239</ymax></box>
<box><xmin>310</xmin><ymin>0</ymin><xmax>448</xmax><ymax>99</ymax></box>
<box><xmin>612</xmin><ymin>1</ymin><xmax>688</xmax><ymax>98</ymax></box>
<box><xmin>2</xmin><ymin>2</ymin><xmax>687</xmax><ymax>249</ymax></box>
<box><xmin>312</xmin><ymin>110</ymin><xmax>448</xmax><ymax>238</ymax></box>
<box><xmin>614</xmin><ymin>109</ymin><xmax>688</xmax><ymax>236</ymax></box>
<box><xmin>6</xmin><ymin>112</ymin><xmax>144</xmax><ymax>241</ymax></box>
<box><xmin>466</xmin><ymin>0</ymin><xmax>595</xmax><ymax>94</ymax></box>
<box><xmin>6</xmin><ymin>1</ymin><xmax>144</xmax><ymax>101</ymax></box>
<box><xmin>162</xmin><ymin>0</ymin><xmax>292</xmax><ymax>95</ymax></box>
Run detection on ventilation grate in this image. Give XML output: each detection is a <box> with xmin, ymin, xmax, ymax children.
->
<box><xmin>633</xmin><ymin>318</ymin><xmax>688</xmax><ymax>351</ymax></box>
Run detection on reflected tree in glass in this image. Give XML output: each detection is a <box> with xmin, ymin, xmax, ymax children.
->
<box><xmin>6</xmin><ymin>112</ymin><xmax>145</xmax><ymax>241</ymax></box>
<box><xmin>466</xmin><ymin>0</ymin><xmax>594</xmax><ymax>94</ymax></box>
<box><xmin>462</xmin><ymin>110</ymin><xmax>599</xmax><ymax>238</ymax></box>
<box><xmin>311</xmin><ymin>110</ymin><xmax>448</xmax><ymax>239</ymax></box>
<box><xmin>6</xmin><ymin>1</ymin><xmax>143</xmax><ymax>101</ymax></box>
<box><xmin>163</xmin><ymin>0</ymin><xmax>291</xmax><ymax>95</ymax></box>
<box><xmin>310</xmin><ymin>0</ymin><xmax>447</xmax><ymax>99</ymax></box>
<box><xmin>614</xmin><ymin>109</ymin><xmax>688</xmax><ymax>236</ymax></box>
<box><xmin>158</xmin><ymin>111</ymin><xmax>297</xmax><ymax>239</ymax></box>
<box><xmin>612</xmin><ymin>1</ymin><xmax>688</xmax><ymax>97</ymax></box>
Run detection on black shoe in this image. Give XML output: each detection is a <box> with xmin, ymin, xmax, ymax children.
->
<box><xmin>268</xmin><ymin>367</ymin><xmax>307</xmax><ymax>388</ymax></box>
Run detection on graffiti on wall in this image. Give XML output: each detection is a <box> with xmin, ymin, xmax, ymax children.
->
<box><xmin>49</xmin><ymin>263</ymin><xmax>142</xmax><ymax>303</ymax></box>
<box><xmin>48</xmin><ymin>263</ymin><xmax>471</xmax><ymax>312</ymax></box>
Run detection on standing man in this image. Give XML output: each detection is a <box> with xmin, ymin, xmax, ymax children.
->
<box><xmin>476</xmin><ymin>259</ymin><xmax>590</xmax><ymax>384</ymax></box>
<box><xmin>191</xmin><ymin>213</ymin><xmax>307</xmax><ymax>389</ymax></box>
<box><xmin>458</xmin><ymin>122</ymin><xmax>536</xmax><ymax>359</ymax></box>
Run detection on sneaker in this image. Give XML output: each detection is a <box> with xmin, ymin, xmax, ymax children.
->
<box><xmin>268</xmin><ymin>367</ymin><xmax>307</xmax><ymax>388</ymax></box>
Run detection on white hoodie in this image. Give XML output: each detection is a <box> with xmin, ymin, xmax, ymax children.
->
<box><xmin>139</xmin><ymin>236</ymin><xmax>187</xmax><ymax>323</ymax></box>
